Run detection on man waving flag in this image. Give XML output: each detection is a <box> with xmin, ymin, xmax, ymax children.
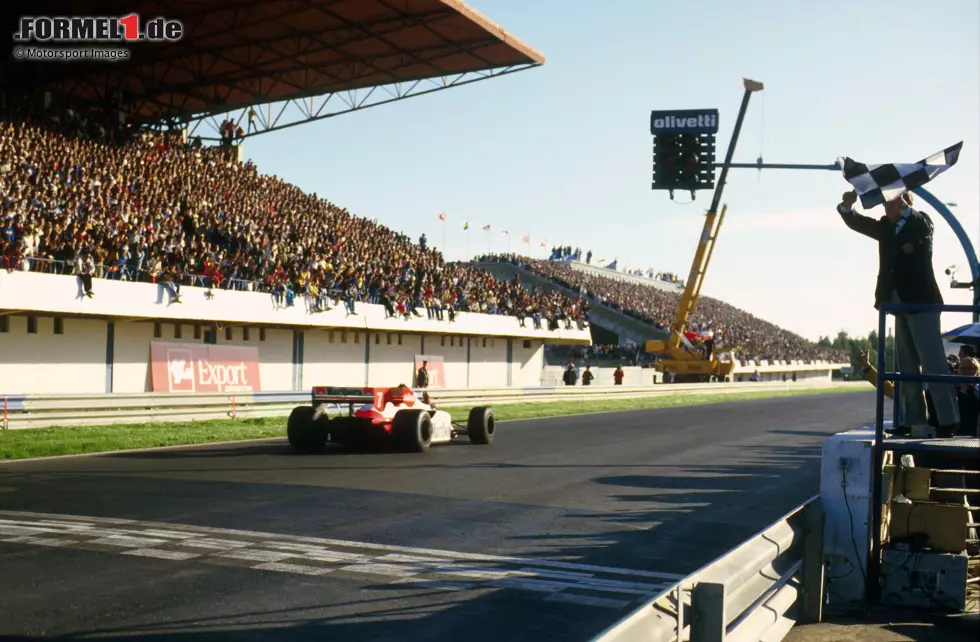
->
<box><xmin>839</xmin><ymin>142</ymin><xmax>962</xmax><ymax>209</ymax></box>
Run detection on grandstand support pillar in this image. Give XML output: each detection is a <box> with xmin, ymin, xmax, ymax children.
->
<box><xmin>292</xmin><ymin>330</ymin><xmax>304</xmax><ymax>391</ymax></box>
<box><xmin>364</xmin><ymin>332</ymin><xmax>371</xmax><ymax>387</ymax></box>
<box><xmin>466</xmin><ymin>338</ymin><xmax>472</xmax><ymax>388</ymax></box>
<box><xmin>506</xmin><ymin>339</ymin><xmax>513</xmax><ymax>387</ymax></box>
<box><xmin>105</xmin><ymin>321</ymin><xmax>115</xmax><ymax>394</ymax></box>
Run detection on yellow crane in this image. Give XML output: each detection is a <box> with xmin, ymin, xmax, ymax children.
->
<box><xmin>645</xmin><ymin>78</ymin><xmax>765</xmax><ymax>382</ymax></box>
<box><xmin>645</xmin><ymin>204</ymin><xmax>734</xmax><ymax>382</ymax></box>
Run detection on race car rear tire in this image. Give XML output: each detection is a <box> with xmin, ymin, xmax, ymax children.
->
<box><xmin>467</xmin><ymin>407</ymin><xmax>494</xmax><ymax>445</ymax></box>
<box><xmin>287</xmin><ymin>406</ymin><xmax>325</xmax><ymax>453</ymax></box>
<box><xmin>392</xmin><ymin>410</ymin><xmax>432</xmax><ymax>452</ymax></box>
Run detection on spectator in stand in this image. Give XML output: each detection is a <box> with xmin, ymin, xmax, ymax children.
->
<box><xmin>613</xmin><ymin>365</ymin><xmax>624</xmax><ymax>385</ymax></box>
<box><xmin>955</xmin><ymin>357</ymin><xmax>979</xmax><ymax>437</ymax></box>
<box><xmin>75</xmin><ymin>247</ymin><xmax>95</xmax><ymax>298</ymax></box>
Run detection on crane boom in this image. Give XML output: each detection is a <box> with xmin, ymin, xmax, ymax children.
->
<box><xmin>668</xmin><ymin>203</ymin><xmax>727</xmax><ymax>353</ymax></box>
<box><xmin>645</xmin><ymin>205</ymin><xmax>733</xmax><ymax>380</ymax></box>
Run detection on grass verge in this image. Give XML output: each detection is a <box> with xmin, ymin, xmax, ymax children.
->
<box><xmin>0</xmin><ymin>384</ymin><xmax>866</xmax><ymax>461</ymax></box>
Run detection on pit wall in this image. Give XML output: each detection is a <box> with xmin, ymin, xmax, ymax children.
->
<box><xmin>0</xmin><ymin>315</ymin><xmax>546</xmax><ymax>395</ymax></box>
<box><xmin>0</xmin><ymin>270</ymin><xmax>569</xmax><ymax>395</ymax></box>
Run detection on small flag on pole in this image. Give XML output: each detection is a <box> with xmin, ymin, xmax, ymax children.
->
<box><xmin>438</xmin><ymin>213</ymin><xmax>446</xmax><ymax>221</ymax></box>
<box><xmin>522</xmin><ymin>234</ymin><xmax>529</xmax><ymax>243</ymax></box>
<box><xmin>482</xmin><ymin>224</ymin><xmax>491</xmax><ymax>231</ymax></box>
<box><xmin>502</xmin><ymin>230</ymin><xmax>510</xmax><ymax>236</ymax></box>
<box><xmin>839</xmin><ymin>142</ymin><xmax>962</xmax><ymax>209</ymax></box>
<box><xmin>463</xmin><ymin>221</ymin><xmax>469</xmax><ymax>230</ymax></box>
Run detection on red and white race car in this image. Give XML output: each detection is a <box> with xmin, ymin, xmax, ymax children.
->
<box><xmin>287</xmin><ymin>384</ymin><xmax>495</xmax><ymax>453</ymax></box>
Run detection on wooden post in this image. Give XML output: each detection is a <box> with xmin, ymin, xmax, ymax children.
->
<box><xmin>800</xmin><ymin>502</ymin><xmax>825</xmax><ymax>624</ymax></box>
<box><xmin>691</xmin><ymin>582</ymin><xmax>726</xmax><ymax>642</ymax></box>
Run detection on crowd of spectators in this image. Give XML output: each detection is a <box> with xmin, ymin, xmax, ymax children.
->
<box><xmin>480</xmin><ymin>254</ymin><xmax>848</xmax><ymax>364</ymax></box>
<box><xmin>546</xmin><ymin>343</ymin><xmax>650</xmax><ymax>367</ymax></box>
<box><xmin>547</xmin><ymin>246</ymin><xmax>681</xmax><ymax>286</ymax></box>
<box><xmin>0</xmin><ymin>111</ymin><xmax>588</xmax><ymax>328</ymax></box>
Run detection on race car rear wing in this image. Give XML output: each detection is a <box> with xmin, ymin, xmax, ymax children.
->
<box><xmin>310</xmin><ymin>386</ymin><xmax>429</xmax><ymax>412</ymax></box>
<box><xmin>311</xmin><ymin>386</ymin><xmax>372</xmax><ymax>410</ymax></box>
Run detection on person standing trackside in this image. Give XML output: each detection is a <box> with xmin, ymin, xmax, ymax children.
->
<box><xmin>416</xmin><ymin>361</ymin><xmax>429</xmax><ymax>389</ymax></box>
<box><xmin>582</xmin><ymin>366</ymin><xmax>594</xmax><ymax>386</ymax></box>
<box><xmin>563</xmin><ymin>363</ymin><xmax>577</xmax><ymax>386</ymax></box>
<box><xmin>837</xmin><ymin>189</ymin><xmax>960</xmax><ymax>436</ymax></box>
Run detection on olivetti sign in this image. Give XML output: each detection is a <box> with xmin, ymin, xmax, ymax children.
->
<box><xmin>650</xmin><ymin>109</ymin><xmax>719</xmax><ymax>135</ymax></box>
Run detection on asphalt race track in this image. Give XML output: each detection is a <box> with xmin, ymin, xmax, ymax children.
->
<box><xmin>0</xmin><ymin>391</ymin><xmax>877</xmax><ymax>642</ymax></box>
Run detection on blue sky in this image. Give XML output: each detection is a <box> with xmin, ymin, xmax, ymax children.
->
<box><xmin>242</xmin><ymin>0</ymin><xmax>979</xmax><ymax>342</ymax></box>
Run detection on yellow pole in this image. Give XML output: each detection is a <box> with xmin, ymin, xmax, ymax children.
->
<box><xmin>667</xmin><ymin>206</ymin><xmax>722</xmax><ymax>352</ymax></box>
<box><xmin>692</xmin><ymin>204</ymin><xmax>727</xmax><ymax>306</ymax></box>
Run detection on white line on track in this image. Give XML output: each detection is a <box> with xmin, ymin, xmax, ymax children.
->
<box><xmin>123</xmin><ymin>548</ymin><xmax>201</xmax><ymax>560</ymax></box>
<box><xmin>544</xmin><ymin>592</ymin><xmax>632</xmax><ymax>609</ymax></box>
<box><xmin>0</xmin><ymin>511</ymin><xmax>680</xmax><ymax>609</ymax></box>
<box><xmin>252</xmin><ymin>561</ymin><xmax>334</xmax><ymax>576</ymax></box>
<box><xmin>0</xmin><ymin>510</ymin><xmax>685</xmax><ymax>581</ymax></box>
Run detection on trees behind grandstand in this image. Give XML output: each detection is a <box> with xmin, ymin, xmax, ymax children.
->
<box><xmin>817</xmin><ymin>330</ymin><xmax>894</xmax><ymax>372</ymax></box>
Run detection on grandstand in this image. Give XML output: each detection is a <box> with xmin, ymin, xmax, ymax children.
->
<box><xmin>0</xmin><ymin>1</ymin><xmax>606</xmax><ymax>396</ymax></box>
<box><xmin>0</xmin><ymin>1</ymin><xmax>591</xmax><ymax>327</ymax></box>
<box><xmin>0</xmin><ymin>120</ymin><xmax>589</xmax><ymax>329</ymax></box>
<box><xmin>0</xmin><ymin>0</ymin><xmax>845</xmax><ymax>398</ymax></box>
<box><xmin>477</xmin><ymin>254</ymin><xmax>849</xmax><ymax>365</ymax></box>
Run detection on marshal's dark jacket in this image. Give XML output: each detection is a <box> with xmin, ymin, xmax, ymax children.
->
<box><xmin>838</xmin><ymin>204</ymin><xmax>943</xmax><ymax>311</ymax></box>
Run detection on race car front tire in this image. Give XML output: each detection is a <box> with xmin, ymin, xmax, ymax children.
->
<box><xmin>467</xmin><ymin>407</ymin><xmax>494</xmax><ymax>445</ymax></box>
<box><xmin>392</xmin><ymin>410</ymin><xmax>432</xmax><ymax>452</ymax></box>
<box><xmin>287</xmin><ymin>406</ymin><xmax>325</xmax><ymax>453</ymax></box>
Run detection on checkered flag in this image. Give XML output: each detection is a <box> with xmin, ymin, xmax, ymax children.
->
<box><xmin>839</xmin><ymin>142</ymin><xmax>962</xmax><ymax>209</ymax></box>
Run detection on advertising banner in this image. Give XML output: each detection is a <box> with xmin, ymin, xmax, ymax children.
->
<box><xmin>150</xmin><ymin>341</ymin><xmax>262</xmax><ymax>393</ymax></box>
<box><xmin>413</xmin><ymin>355</ymin><xmax>446</xmax><ymax>389</ymax></box>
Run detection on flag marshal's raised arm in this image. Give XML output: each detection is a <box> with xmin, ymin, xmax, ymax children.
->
<box><xmin>838</xmin><ymin>189</ymin><xmax>883</xmax><ymax>240</ymax></box>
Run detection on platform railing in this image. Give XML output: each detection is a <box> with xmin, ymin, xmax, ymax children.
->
<box><xmin>591</xmin><ymin>498</ymin><xmax>825</xmax><ymax>642</ymax></box>
<box><xmin>869</xmin><ymin>301</ymin><xmax>980</xmax><ymax>604</ymax></box>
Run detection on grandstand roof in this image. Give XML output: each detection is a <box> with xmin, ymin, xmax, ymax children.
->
<box><xmin>5</xmin><ymin>0</ymin><xmax>545</xmax><ymax>126</ymax></box>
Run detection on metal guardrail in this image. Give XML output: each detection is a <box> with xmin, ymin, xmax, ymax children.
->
<box><xmin>0</xmin><ymin>381</ymin><xmax>858</xmax><ymax>430</ymax></box>
<box><xmin>591</xmin><ymin>498</ymin><xmax>825</xmax><ymax>642</ymax></box>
